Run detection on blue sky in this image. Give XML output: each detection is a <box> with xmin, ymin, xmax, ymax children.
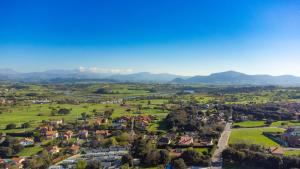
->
<box><xmin>0</xmin><ymin>0</ymin><xmax>300</xmax><ymax>75</ymax></box>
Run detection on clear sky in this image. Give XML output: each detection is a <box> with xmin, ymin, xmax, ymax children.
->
<box><xmin>0</xmin><ymin>0</ymin><xmax>300</xmax><ymax>76</ymax></box>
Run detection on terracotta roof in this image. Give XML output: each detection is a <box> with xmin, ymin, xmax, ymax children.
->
<box><xmin>270</xmin><ymin>147</ymin><xmax>284</xmax><ymax>155</ymax></box>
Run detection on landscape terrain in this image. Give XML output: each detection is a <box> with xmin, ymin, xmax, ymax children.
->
<box><xmin>0</xmin><ymin>80</ymin><xmax>300</xmax><ymax>169</ymax></box>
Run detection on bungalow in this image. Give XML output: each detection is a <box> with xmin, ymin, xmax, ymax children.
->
<box><xmin>69</xmin><ymin>144</ymin><xmax>80</xmax><ymax>154</ymax></box>
<box><xmin>46</xmin><ymin>131</ymin><xmax>59</xmax><ymax>140</ymax></box>
<box><xmin>114</xmin><ymin>116</ymin><xmax>131</xmax><ymax>123</ymax></box>
<box><xmin>39</xmin><ymin>125</ymin><xmax>54</xmax><ymax>134</ymax></box>
<box><xmin>79</xmin><ymin>130</ymin><xmax>89</xmax><ymax>139</ymax></box>
<box><xmin>269</xmin><ymin>147</ymin><xmax>284</xmax><ymax>156</ymax></box>
<box><xmin>194</xmin><ymin>138</ymin><xmax>213</xmax><ymax>147</ymax></box>
<box><xmin>0</xmin><ymin>98</ymin><xmax>6</xmax><ymax>105</ymax></box>
<box><xmin>96</xmin><ymin>130</ymin><xmax>111</xmax><ymax>137</ymax></box>
<box><xmin>60</xmin><ymin>130</ymin><xmax>73</xmax><ymax>140</ymax></box>
<box><xmin>281</xmin><ymin>126</ymin><xmax>300</xmax><ymax>147</ymax></box>
<box><xmin>40</xmin><ymin>126</ymin><xmax>59</xmax><ymax>139</ymax></box>
<box><xmin>49</xmin><ymin>119</ymin><xmax>63</xmax><ymax>125</ymax></box>
<box><xmin>48</xmin><ymin>146</ymin><xmax>60</xmax><ymax>155</ymax></box>
<box><xmin>93</xmin><ymin>118</ymin><xmax>108</xmax><ymax>125</ymax></box>
<box><xmin>19</xmin><ymin>138</ymin><xmax>34</xmax><ymax>147</ymax></box>
<box><xmin>178</xmin><ymin>136</ymin><xmax>193</xmax><ymax>146</ymax></box>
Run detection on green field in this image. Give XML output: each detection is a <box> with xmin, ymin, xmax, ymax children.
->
<box><xmin>18</xmin><ymin>145</ymin><xmax>43</xmax><ymax>157</ymax></box>
<box><xmin>229</xmin><ymin>127</ymin><xmax>285</xmax><ymax>147</ymax></box>
<box><xmin>0</xmin><ymin>98</ymin><xmax>169</xmax><ymax>133</ymax></box>
<box><xmin>284</xmin><ymin>150</ymin><xmax>300</xmax><ymax>157</ymax></box>
<box><xmin>271</xmin><ymin>121</ymin><xmax>300</xmax><ymax>127</ymax></box>
<box><xmin>233</xmin><ymin>121</ymin><xmax>265</xmax><ymax>128</ymax></box>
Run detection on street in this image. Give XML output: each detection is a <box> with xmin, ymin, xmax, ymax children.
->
<box><xmin>211</xmin><ymin>123</ymin><xmax>232</xmax><ymax>169</ymax></box>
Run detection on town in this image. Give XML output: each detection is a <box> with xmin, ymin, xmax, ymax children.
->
<box><xmin>0</xmin><ymin>84</ymin><xmax>300</xmax><ymax>169</ymax></box>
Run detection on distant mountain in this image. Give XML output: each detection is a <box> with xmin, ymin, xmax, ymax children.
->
<box><xmin>1</xmin><ymin>69</ymin><xmax>300</xmax><ymax>85</ymax></box>
<box><xmin>172</xmin><ymin>71</ymin><xmax>300</xmax><ymax>86</ymax></box>
<box><xmin>109</xmin><ymin>72</ymin><xmax>186</xmax><ymax>82</ymax></box>
<box><xmin>0</xmin><ymin>68</ymin><xmax>186</xmax><ymax>83</ymax></box>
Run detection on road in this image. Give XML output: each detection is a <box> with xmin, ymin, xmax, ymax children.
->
<box><xmin>211</xmin><ymin>123</ymin><xmax>232</xmax><ymax>169</ymax></box>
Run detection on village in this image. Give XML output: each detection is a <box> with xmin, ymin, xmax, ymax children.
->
<box><xmin>0</xmin><ymin>84</ymin><xmax>300</xmax><ymax>169</ymax></box>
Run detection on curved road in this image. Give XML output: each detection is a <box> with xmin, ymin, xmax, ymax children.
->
<box><xmin>211</xmin><ymin>123</ymin><xmax>232</xmax><ymax>169</ymax></box>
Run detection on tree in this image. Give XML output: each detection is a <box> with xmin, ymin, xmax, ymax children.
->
<box><xmin>121</xmin><ymin>154</ymin><xmax>134</xmax><ymax>167</ymax></box>
<box><xmin>145</xmin><ymin>150</ymin><xmax>161</xmax><ymax>166</ymax></box>
<box><xmin>0</xmin><ymin>147</ymin><xmax>13</xmax><ymax>157</ymax></box>
<box><xmin>180</xmin><ymin>150</ymin><xmax>201</xmax><ymax>165</ymax></box>
<box><xmin>57</xmin><ymin>108</ymin><xmax>71</xmax><ymax>115</ymax></box>
<box><xmin>21</xmin><ymin>122</ymin><xmax>31</xmax><ymax>128</ymax></box>
<box><xmin>76</xmin><ymin>160</ymin><xmax>88</xmax><ymax>169</ymax></box>
<box><xmin>173</xmin><ymin>158</ymin><xmax>187</xmax><ymax>169</ymax></box>
<box><xmin>159</xmin><ymin>150</ymin><xmax>170</xmax><ymax>165</ymax></box>
<box><xmin>87</xmin><ymin>160</ymin><xmax>102</xmax><ymax>169</ymax></box>
<box><xmin>6</xmin><ymin>123</ymin><xmax>17</xmax><ymax>130</ymax></box>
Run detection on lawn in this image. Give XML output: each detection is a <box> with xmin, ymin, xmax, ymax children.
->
<box><xmin>18</xmin><ymin>145</ymin><xmax>43</xmax><ymax>157</ymax></box>
<box><xmin>229</xmin><ymin>127</ymin><xmax>285</xmax><ymax>147</ymax></box>
<box><xmin>284</xmin><ymin>150</ymin><xmax>300</xmax><ymax>157</ymax></box>
<box><xmin>271</xmin><ymin>121</ymin><xmax>300</xmax><ymax>127</ymax></box>
<box><xmin>233</xmin><ymin>121</ymin><xmax>265</xmax><ymax>128</ymax></box>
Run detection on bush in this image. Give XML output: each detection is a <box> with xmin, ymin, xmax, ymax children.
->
<box><xmin>173</xmin><ymin>158</ymin><xmax>187</xmax><ymax>169</ymax></box>
<box><xmin>6</xmin><ymin>123</ymin><xmax>17</xmax><ymax>130</ymax></box>
<box><xmin>21</xmin><ymin>122</ymin><xmax>31</xmax><ymax>128</ymax></box>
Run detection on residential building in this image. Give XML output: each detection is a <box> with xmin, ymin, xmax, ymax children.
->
<box><xmin>281</xmin><ymin>126</ymin><xmax>300</xmax><ymax>147</ymax></box>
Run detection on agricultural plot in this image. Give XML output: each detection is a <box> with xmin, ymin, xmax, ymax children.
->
<box><xmin>233</xmin><ymin>121</ymin><xmax>266</xmax><ymax>128</ymax></box>
<box><xmin>229</xmin><ymin>127</ymin><xmax>285</xmax><ymax>147</ymax></box>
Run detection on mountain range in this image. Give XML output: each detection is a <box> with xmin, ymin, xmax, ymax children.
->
<box><xmin>1</xmin><ymin>68</ymin><xmax>300</xmax><ymax>86</ymax></box>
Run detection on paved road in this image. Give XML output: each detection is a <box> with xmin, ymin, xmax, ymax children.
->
<box><xmin>211</xmin><ymin>123</ymin><xmax>232</xmax><ymax>169</ymax></box>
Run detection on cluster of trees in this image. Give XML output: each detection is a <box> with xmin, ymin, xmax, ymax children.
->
<box><xmin>165</xmin><ymin>106</ymin><xmax>225</xmax><ymax>137</ymax></box>
<box><xmin>94</xmin><ymin>88</ymin><xmax>114</xmax><ymax>94</ymax></box>
<box><xmin>222</xmin><ymin>144</ymin><xmax>300</xmax><ymax>169</ymax></box>
<box><xmin>131</xmin><ymin>137</ymin><xmax>170</xmax><ymax>167</ymax></box>
<box><xmin>23</xmin><ymin>150</ymin><xmax>51</xmax><ymax>169</ymax></box>
<box><xmin>0</xmin><ymin>136</ymin><xmax>23</xmax><ymax>158</ymax></box>
<box><xmin>179</xmin><ymin>150</ymin><xmax>211</xmax><ymax>166</ymax></box>
<box><xmin>50</xmin><ymin>108</ymin><xmax>72</xmax><ymax>116</ymax></box>
<box><xmin>75</xmin><ymin>159</ymin><xmax>102</xmax><ymax>169</ymax></box>
<box><xmin>217</xmin><ymin>103</ymin><xmax>297</xmax><ymax>121</ymax></box>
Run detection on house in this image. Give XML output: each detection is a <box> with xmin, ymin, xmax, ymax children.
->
<box><xmin>0</xmin><ymin>98</ymin><xmax>6</xmax><ymax>105</ymax></box>
<box><xmin>49</xmin><ymin>119</ymin><xmax>63</xmax><ymax>125</ymax></box>
<box><xmin>19</xmin><ymin>138</ymin><xmax>34</xmax><ymax>147</ymax></box>
<box><xmin>12</xmin><ymin>157</ymin><xmax>25</xmax><ymax>168</ymax></box>
<box><xmin>40</xmin><ymin>126</ymin><xmax>59</xmax><ymax>139</ymax></box>
<box><xmin>60</xmin><ymin>130</ymin><xmax>73</xmax><ymax>140</ymax></box>
<box><xmin>32</xmin><ymin>99</ymin><xmax>51</xmax><ymax>104</ymax></box>
<box><xmin>46</xmin><ymin>130</ymin><xmax>59</xmax><ymax>140</ymax></box>
<box><xmin>157</xmin><ymin>137</ymin><xmax>171</xmax><ymax>146</ymax></box>
<box><xmin>93</xmin><ymin>118</ymin><xmax>108</xmax><ymax>125</ymax></box>
<box><xmin>281</xmin><ymin>126</ymin><xmax>300</xmax><ymax>147</ymax></box>
<box><xmin>79</xmin><ymin>130</ymin><xmax>89</xmax><ymax>139</ymax></box>
<box><xmin>269</xmin><ymin>147</ymin><xmax>284</xmax><ymax>156</ymax></box>
<box><xmin>96</xmin><ymin>130</ymin><xmax>111</xmax><ymax>137</ymax></box>
<box><xmin>48</xmin><ymin>146</ymin><xmax>60</xmax><ymax>155</ymax></box>
<box><xmin>114</xmin><ymin>116</ymin><xmax>131</xmax><ymax>123</ymax></box>
<box><xmin>69</xmin><ymin>144</ymin><xmax>80</xmax><ymax>154</ymax></box>
<box><xmin>178</xmin><ymin>136</ymin><xmax>193</xmax><ymax>146</ymax></box>
<box><xmin>199</xmin><ymin>138</ymin><xmax>213</xmax><ymax>146</ymax></box>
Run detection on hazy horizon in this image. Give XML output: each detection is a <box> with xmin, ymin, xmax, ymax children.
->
<box><xmin>1</xmin><ymin>0</ymin><xmax>300</xmax><ymax>76</ymax></box>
